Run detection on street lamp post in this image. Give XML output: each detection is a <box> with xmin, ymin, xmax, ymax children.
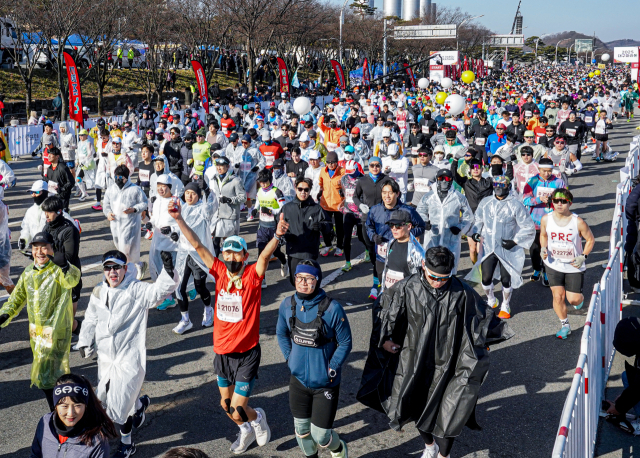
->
<box><xmin>567</xmin><ymin>44</ymin><xmax>575</xmax><ymax>64</ymax></box>
<box><xmin>555</xmin><ymin>38</ymin><xmax>571</xmax><ymax>65</ymax></box>
<box><xmin>534</xmin><ymin>35</ymin><xmax>546</xmax><ymax>69</ymax></box>
<box><xmin>338</xmin><ymin>0</ymin><xmax>350</xmax><ymax>65</ymax></box>
<box><xmin>456</xmin><ymin>14</ymin><xmax>484</xmax><ymax>51</ymax></box>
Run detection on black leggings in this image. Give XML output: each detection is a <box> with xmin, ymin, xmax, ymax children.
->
<box><xmin>530</xmin><ymin>230</ymin><xmax>544</xmax><ymax>272</ymax></box>
<box><xmin>177</xmin><ymin>256</ymin><xmax>211</xmax><ymax>312</ymax></box>
<box><xmin>321</xmin><ymin>210</ymin><xmax>344</xmax><ymax>249</ymax></box>
<box><xmin>343</xmin><ymin>212</ymin><xmax>365</xmax><ymax>262</ymax></box>
<box><xmin>362</xmin><ymin>225</ymin><xmax>379</xmax><ymax>279</ymax></box>
<box><xmin>418</xmin><ymin>430</ymin><xmax>455</xmax><ymax>457</ymax></box>
<box><xmin>119</xmin><ymin>415</ymin><xmax>133</xmax><ymax>435</ymax></box>
<box><xmin>481</xmin><ymin>253</ymin><xmax>511</xmax><ymax>288</ymax></box>
<box><xmin>96</xmin><ymin>188</ymin><xmax>102</xmax><ymax>203</ymax></box>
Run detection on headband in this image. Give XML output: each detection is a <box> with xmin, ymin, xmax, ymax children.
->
<box><xmin>295</xmin><ymin>264</ymin><xmax>321</xmax><ymax>280</ymax></box>
<box><xmin>53</xmin><ymin>383</ymin><xmax>90</xmax><ymax>406</ymax></box>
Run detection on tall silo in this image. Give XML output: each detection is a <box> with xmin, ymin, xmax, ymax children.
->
<box><xmin>431</xmin><ymin>3</ymin><xmax>437</xmax><ymax>19</ymax></box>
<box><xmin>419</xmin><ymin>0</ymin><xmax>432</xmax><ymax>19</ymax></box>
<box><xmin>402</xmin><ymin>0</ymin><xmax>419</xmax><ymax>21</ymax></box>
<box><xmin>383</xmin><ymin>0</ymin><xmax>402</xmax><ymax>18</ymax></box>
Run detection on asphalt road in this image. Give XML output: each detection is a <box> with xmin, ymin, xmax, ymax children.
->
<box><xmin>1</xmin><ymin>118</ymin><xmax>639</xmax><ymax>458</ymax></box>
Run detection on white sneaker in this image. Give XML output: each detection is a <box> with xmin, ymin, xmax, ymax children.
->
<box><xmin>262</xmin><ymin>278</ymin><xmax>267</xmax><ymax>289</ymax></box>
<box><xmin>172</xmin><ymin>320</ymin><xmax>193</xmax><ymax>335</ymax></box>
<box><xmin>136</xmin><ymin>261</ymin><xmax>148</xmax><ymax>281</ymax></box>
<box><xmin>78</xmin><ymin>195</ymin><xmax>86</xmax><ymax>202</ymax></box>
<box><xmin>231</xmin><ymin>426</ymin><xmax>256</xmax><ymax>454</ymax></box>
<box><xmin>252</xmin><ymin>408</ymin><xmax>271</xmax><ymax>446</ymax></box>
<box><xmin>202</xmin><ymin>307</ymin><xmax>213</xmax><ymax>327</ymax></box>
<box><xmin>280</xmin><ymin>263</ymin><xmax>289</xmax><ymax>278</ymax></box>
<box><xmin>420</xmin><ymin>442</ymin><xmax>439</xmax><ymax>458</ymax></box>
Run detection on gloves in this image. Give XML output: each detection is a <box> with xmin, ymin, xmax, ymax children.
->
<box><xmin>407</xmin><ymin>182</ymin><xmax>415</xmax><ymax>192</ymax></box>
<box><xmin>424</xmin><ymin>221</ymin><xmax>432</xmax><ymax>232</ymax></box>
<box><xmin>251</xmin><ymin>208</ymin><xmax>258</xmax><ymax>218</ymax></box>
<box><xmin>18</xmin><ymin>239</ymin><xmax>26</xmax><ymax>251</ymax></box>
<box><xmin>571</xmin><ymin>255</ymin><xmax>586</xmax><ymax>269</ymax></box>
<box><xmin>170</xmin><ymin>232</ymin><xmax>179</xmax><ymax>242</ymax></box>
<box><xmin>316</xmin><ymin>190</ymin><xmax>323</xmax><ymax>201</ymax></box>
<box><xmin>501</xmin><ymin>239</ymin><xmax>517</xmax><ymax>250</ymax></box>
<box><xmin>372</xmin><ymin>234</ymin><xmax>386</xmax><ymax>245</ymax></box>
<box><xmin>220</xmin><ymin>196</ymin><xmax>232</xmax><ymax>204</ymax></box>
<box><xmin>160</xmin><ymin>226</ymin><xmax>171</xmax><ymax>235</ymax></box>
<box><xmin>49</xmin><ymin>247</ymin><xmax>67</xmax><ymax>269</ymax></box>
<box><xmin>359</xmin><ymin>204</ymin><xmax>370</xmax><ymax>214</ymax></box>
<box><xmin>471</xmin><ymin>233</ymin><xmax>482</xmax><ymax>243</ymax></box>
<box><xmin>260</xmin><ymin>206</ymin><xmax>273</xmax><ymax>216</ymax></box>
<box><xmin>0</xmin><ymin>313</ymin><xmax>9</xmax><ymax>327</ymax></box>
<box><xmin>187</xmin><ymin>158</ymin><xmax>194</xmax><ymax>166</ymax></box>
<box><xmin>450</xmin><ymin>226</ymin><xmax>461</xmax><ymax>235</ymax></box>
<box><xmin>251</xmin><ymin>166</ymin><xmax>259</xmax><ymax>173</ymax></box>
<box><xmin>234</xmin><ymin>163</ymin><xmax>240</xmax><ymax>168</ymax></box>
<box><xmin>78</xmin><ymin>346</ymin><xmax>91</xmax><ymax>359</ymax></box>
<box><xmin>151</xmin><ymin>196</ymin><xmax>157</xmax><ymax>205</ymax></box>
<box><xmin>160</xmin><ymin>251</ymin><xmax>175</xmax><ymax>276</ymax></box>
<box><xmin>145</xmin><ymin>222</ymin><xmax>153</xmax><ymax>231</ymax></box>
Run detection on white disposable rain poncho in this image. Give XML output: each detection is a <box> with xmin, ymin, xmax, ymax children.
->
<box><xmin>273</xmin><ymin>169</ymin><xmax>296</xmax><ymax>203</ymax></box>
<box><xmin>466</xmin><ymin>193</ymin><xmax>536</xmax><ymax>289</ymax></box>
<box><xmin>149</xmin><ymin>195</ymin><xmax>180</xmax><ymax>280</ymax></box>
<box><xmin>149</xmin><ymin>156</ymin><xmax>184</xmax><ymax>208</ymax></box>
<box><xmin>58</xmin><ymin>122</ymin><xmax>77</xmax><ymax>162</ymax></box>
<box><xmin>76</xmin><ymin>139</ymin><xmax>96</xmax><ymax>189</ymax></box>
<box><xmin>95</xmin><ymin>141</ymin><xmax>134</xmax><ymax>190</ymax></box>
<box><xmin>0</xmin><ymin>188</ymin><xmax>12</xmax><ymax>286</ymax></box>
<box><xmin>304</xmin><ymin>165</ymin><xmax>323</xmax><ymax>202</ymax></box>
<box><xmin>416</xmin><ymin>184</ymin><xmax>474</xmax><ymax>273</ymax></box>
<box><xmin>0</xmin><ymin>159</ymin><xmax>15</xmax><ymax>188</ymax></box>
<box><xmin>77</xmin><ymin>267</ymin><xmax>178</xmax><ymax>424</ymax></box>
<box><xmin>19</xmin><ymin>202</ymin><xmax>75</xmax><ymax>248</ymax></box>
<box><xmin>233</xmin><ymin>146</ymin><xmax>264</xmax><ymax>199</ymax></box>
<box><xmin>103</xmin><ymin>180</ymin><xmax>148</xmax><ymax>264</ymax></box>
<box><xmin>175</xmin><ymin>198</ymin><xmax>217</xmax><ymax>300</ymax></box>
<box><xmin>122</xmin><ymin>129</ymin><xmax>140</xmax><ymax>168</ymax></box>
<box><xmin>381</xmin><ymin>145</ymin><xmax>410</xmax><ymax>194</ymax></box>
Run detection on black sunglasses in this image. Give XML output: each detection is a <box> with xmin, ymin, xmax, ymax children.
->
<box><xmin>103</xmin><ymin>264</ymin><xmax>124</xmax><ymax>272</ymax></box>
<box><xmin>296</xmin><ymin>187</ymin><xmax>310</xmax><ymax>193</ymax></box>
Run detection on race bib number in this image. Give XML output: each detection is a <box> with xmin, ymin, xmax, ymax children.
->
<box><xmin>550</xmin><ymin>243</ymin><xmax>576</xmax><ymax>262</ymax></box>
<box><xmin>216</xmin><ymin>292</ymin><xmax>243</xmax><ymax>323</ymax></box>
<box><xmin>412</xmin><ymin>147</ymin><xmax>419</xmax><ymax>154</ymax></box>
<box><xmin>414</xmin><ymin>178</ymin><xmax>430</xmax><ymax>192</ymax></box>
<box><xmin>265</xmin><ymin>155</ymin><xmax>274</xmax><ymax>167</ymax></box>
<box><xmin>259</xmin><ymin>208</ymin><xmax>273</xmax><ymax>222</ymax></box>
<box><xmin>585</xmin><ymin>116</ymin><xmax>593</xmax><ymax>124</ymax></box>
<box><xmin>536</xmin><ymin>186</ymin><xmax>554</xmax><ymax>200</ymax></box>
<box><xmin>377</xmin><ymin>242</ymin><xmax>388</xmax><ymax>259</ymax></box>
<box><xmin>385</xmin><ymin>269</ymin><xmax>404</xmax><ymax>289</ymax></box>
<box><xmin>139</xmin><ymin>170</ymin><xmax>150</xmax><ymax>182</ymax></box>
<box><xmin>29</xmin><ymin>323</ymin><xmax>54</xmax><ymax>349</ymax></box>
<box><xmin>422</xmin><ymin>125</ymin><xmax>429</xmax><ymax>134</ymax></box>
<box><xmin>48</xmin><ymin>181</ymin><xmax>59</xmax><ymax>194</ymax></box>
<box><xmin>345</xmin><ymin>188</ymin><xmax>355</xmax><ymax>203</ymax></box>
<box><xmin>525</xmin><ymin>111</ymin><xmax>532</xmax><ymax>117</ymax></box>
<box><xmin>240</xmin><ymin>161</ymin><xmax>251</xmax><ymax>172</ymax></box>
<box><xmin>566</xmin><ymin>128</ymin><xmax>576</xmax><ymax>137</ymax></box>
<box><xmin>475</xmin><ymin>137</ymin><xmax>486</xmax><ymax>146</ymax></box>
<box><xmin>222</xmin><ymin>127</ymin><xmax>228</xmax><ymax>134</ymax></box>
<box><xmin>326</xmin><ymin>142</ymin><xmax>337</xmax><ymax>152</ymax></box>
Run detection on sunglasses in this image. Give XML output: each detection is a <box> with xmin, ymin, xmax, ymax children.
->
<box><xmin>552</xmin><ymin>198</ymin><xmax>570</xmax><ymax>204</ymax></box>
<box><xmin>326</xmin><ymin>161</ymin><xmax>337</xmax><ymax>165</ymax></box>
<box><xmin>496</xmin><ymin>128</ymin><xmax>504</xmax><ymax>130</ymax></box>
<box><xmin>196</xmin><ymin>134</ymin><xmax>204</xmax><ymax>138</ymax></box>
<box><xmin>296</xmin><ymin>187</ymin><xmax>310</xmax><ymax>193</ymax></box>
<box><xmin>521</xmin><ymin>152</ymin><xmax>533</xmax><ymax>156</ymax></box>
<box><xmin>546</xmin><ymin>130</ymin><xmax>555</xmax><ymax>132</ymax></box>
<box><xmin>389</xmin><ymin>223</ymin><xmax>406</xmax><ymax>229</ymax></box>
<box><xmin>493</xmin><ymin>182</ymin><xmax>508</xmax><ymax>188</ymax></box>
<box><xmin>555</xmin><ymin>141</ymin><xmax>566</xmax><ymax>145</ymax></box>
<box><xmin>426</xmin><ymin>272</ymin><xmax>452</xmax><ymax>282</ymax></box>
<box><xmin>471</xmin><ymin>164</ymin><xmax>481</xmax><ymax>169</ymax></box>
<box><xmin>369</xmin><ymin>163</ymin><xmax>381</xmax><ymax>168</ymax></box>
<box><xmin>418</xmin><ymin>153</ymin><xmax>429</xmax><ymax>157</ymax></box>
<box><xmin>437</xmin><ymin>176</ymin><xmax>453</xmax><ymax>182</ymax></box>
<box><xmin>103</xmin><ymin>264</ymin><xmax>124</xmax><ymax>272</ymax></box>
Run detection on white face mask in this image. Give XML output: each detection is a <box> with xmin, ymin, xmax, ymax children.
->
<box><xmin>435</xmin><ymin>154</ymin><xmax>445</xmax><ymax>161</ymax></box>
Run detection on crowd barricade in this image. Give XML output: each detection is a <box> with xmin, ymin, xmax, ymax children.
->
<box><xmin>551</xmin><ymin>136</ymin><xmax>640</xmax><ymax>458</ymax></box>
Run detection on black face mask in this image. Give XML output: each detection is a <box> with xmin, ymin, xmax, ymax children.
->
<box><xmin>224</xmin><ymin>260</ymin><xmax>243</xmax><ymax>274</ymax></box>
<box><xmin>34</xmin><ymin>193</ymin><xmax>48</xmax><ymax>206</ymax></box>
<box><xmin>156</xmin><ymin>169</ymin><xmax>164</xmax><ymax>176</ymax></box>
<box><xmin>491</xmin><ymin>164</ymin><xmax>503</xmax><ymax>176</ymax></box>
<box><xmin>116</xmin><ymin>178</ymin><xmax>126</xmax><ymax>189</ymax></box>
<box><xmin>297</xmin><ymin>289</ymin><xmax>319</xmax><ymax>301</ymax></box>
<box><xmin>437</xmin><ymin>180</ymin><xmax>452</xmax><ymax>193</ymax></box>
<box><xmin>495</xmin><ymin>186</ymin><xmax>510</xmax><ymax>198</ymax></box>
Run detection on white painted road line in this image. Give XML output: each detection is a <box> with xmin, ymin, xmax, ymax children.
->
<box><xmin>320</xmin><ymin>251</ymin><xmax>366</xmax><ymax>289</ymax></box>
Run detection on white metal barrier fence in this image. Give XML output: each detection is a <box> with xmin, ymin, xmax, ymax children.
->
<box><xmin>551</xmin><ymin>135</ymin><xmax>640</xmax><ymax>458</ymax></box>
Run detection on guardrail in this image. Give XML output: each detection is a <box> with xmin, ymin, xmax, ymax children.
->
<box><xmin>552</xmin><ymin>134</ymin><xmax>640</xmax><ymax>458</ymax></box>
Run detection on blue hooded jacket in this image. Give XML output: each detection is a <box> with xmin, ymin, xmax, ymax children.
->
<box><xmin>276</xmin><ymin>290</ymin><xmax>352</xmax><ymax>389</ymax></box>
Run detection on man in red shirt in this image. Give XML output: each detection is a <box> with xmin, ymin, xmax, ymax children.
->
<box><xmin>258</xmin><ymin>130</ymin><xmax>284</xmax><ymax>169</ymax></box>
<box><xmin>170</xmin><ymin>200</ymin><xmax>289</xmax><ymax>454</ymax></box>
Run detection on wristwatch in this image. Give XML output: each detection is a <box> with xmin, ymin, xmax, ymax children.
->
<box><xmin>328</xmin><ymin>369</ymin><xmax>337</xmax><ymax>378</ymax></box>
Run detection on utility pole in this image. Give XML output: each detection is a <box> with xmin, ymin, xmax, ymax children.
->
<box><xmin>383</xmin><ymin>18</ymin><xmax>388</xmax><ymax>81</ymax></box>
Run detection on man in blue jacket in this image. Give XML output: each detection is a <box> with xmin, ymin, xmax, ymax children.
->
<box><xmin>485</xmin><ymin>123</ymin><xmax>507</xmax><ymax>157</ymax></box>
<box><xmin>366</xmin><ymin>179</ymin><xmax>425</xmax><ymax>300</ymax></box>
<box><xmin>276</xmin><ymin>260</ymin><xmax>352</xmax><ymax>458</ymax></box>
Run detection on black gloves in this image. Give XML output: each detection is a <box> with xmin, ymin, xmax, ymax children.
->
<box><xmin>251</xmin><ymin>166</ymin><xmax>259</xmax><ymax>173</ymax></box>
<box><xmin>501</xmin><ymin>239</ymin><xmax>517</xmax><ymax>250</ymax></box>
<box><xmin>316</xmin><ymin>190</ymin><xmax>323</xmax><ymax>201</ymax></box>
<box><xmin>0</xmin><ymin>313</ymin><xmax>9</xmax><ymax>327</ymax></box>
<box><xmin>145</xmin><ymin>222</ymin><xmax>153</xmax><ymax>231</ymax></box>
<box><xmin>220</xmin><ymin>196</ymin><xmax>232</xmax><ymax>204</ymax></box>
<box><xmin>234</xmin><ymin>163</ymin><xmax>240</xmax><ymax>168</ymax></box>
<box><xmin>450</xmin><ymin>226</ymin><xmax>461</xmax><ymax>235</ymax></box>
<box><xmin>160</xmin><ymin>251</ymin><xmax>174</xmax><ymax>276</ymax></box>
<box><xmin>260</xmin><ymin>206</ymin><xmax>272</xmax><ymax>216</ymax></box>
<box><xmin>49</xmin><ymin>247</ymin><xmax>67</xmax><ymax>270</ymax></box>
<box><xmin>160</xmin><ymin>226</ymin><xmax>171</xmax><ymax>235</ymax></box>
<box><xmin>170</xmin><ymin>232</ymin><xmax>179</xmax><ymax>242</ymax></box>
<box><xmin>151</xmin><ymin>196</ymin><xmax>157</xmax><ymax>205</ymax></box>
<box><xmin>18</xmin><ymin>239</ymin><xmax>26</xmax><ymax>250</ymax></box>
<box><xmin>424</xmin><ymin>221</ymin><xmax>432</xmax><ymax>231</ymax></box>
<box><xmin>372</xmin><ymin>234</ymin><xmax>386</xmax><ymax>245</ymax></box>
<box><xmin>471</xmin><ymin>233</ymin><xmax>482</xmax><ymax>243</ymax></box>
<box><xmin>251</xmin><ymin>208</ymin><xmax>258</xmax><ymax>218</ymax></box>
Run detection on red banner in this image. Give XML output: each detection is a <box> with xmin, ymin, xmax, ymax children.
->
<box><xmin>63</xmin><ymin>51</ymin><xmax>83</xmax><ymax>127</ymax></box>
<box><xmin>403</xmin><ymin>63</ymin><xmax>416</xmax><ymax>90</ymax></box>
<box><xmin>277</xmin><ymin>57</ymin><xmax>290</xmax><ymax>94</ymax></box>
<box><xmin>362</xmin><ymin>58</ymin><xmax>371</xmax><ymax>87</ymax></box>
<box><xmin>330</xmin><ymin>59</ymin><xmax>346</xmax><ymax>90</ymax></box>
<box><xmin>191</xmin><ymin>60</ymin><xmax>209</xmax><ymax>114</ymax></box>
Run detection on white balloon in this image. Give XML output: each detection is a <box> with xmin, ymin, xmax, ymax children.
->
<box><xmin>601</xmin><ymin>53</ymin><xmax>610</xmax><ymax>62</ymax></box>
<box><xmin>441</xmin><ymin>77</ymin><xmax>453</xmax><ymax>89</ymax></box>
<box><xmin>293</xmin><ymin>97</ymin><xmax>311</xmax><ymax>115</ymax></box>
<box><xmin>443</xmin><ymin>94</ymin><xmax>465</xmax><ymax>116</ymax></box>
<box><xmin>418</xmin><ymin>77</ymin><xmax>429</xmax><ymax>89</ymax></box>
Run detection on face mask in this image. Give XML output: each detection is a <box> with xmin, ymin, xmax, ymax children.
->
<box><xmin>116</xmin><ymin>178</ymin><xmax>126</xmax><ymax>189</ymax></box>
<box><xmin>155</xmin><ymin>169</ymin><xmax>164</xmax><ymax>176</ymax></box>
<box><xmin>437</xmin><ymin>180</ymin><xmax>452</xmax><ymax>193</ymax></box>
<box><xmin>273</xmin><ymin>169</ymin><xmax>284</xmax><ymax>179</ymax></box>
<box><xmin>224</xmin><ymin>259</ymin><xmax>243</xmax><ymax>273</ymax></box>
<box><xmin>34</xmin><ymin>193</ymin><xmax>47</xmax><ymax>206</ymax></box>
<box><xmin>435</xmin><ymin>154</ymin><xmax>444</xmax><ymax>161</ymax></box>
<box><xmin>491</xmin><ymin>164</ymin><xmax>503</xmax><ymax>176</ymax></box>
<box><xmin>344</xmin><ymin>153</ymin><xmax>354</xmax><ymax>161</ymax></box>
<box><xmin>494</xmin><ymin>186</ymin><xmax>510</xmax><ymax>198</ymax></box>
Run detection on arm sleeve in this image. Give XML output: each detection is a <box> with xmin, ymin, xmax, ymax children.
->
<box><xmin>275</xmin><ymin>301</ymin><xmax>292</xmax><ymax>362</ymax></box>
<box><xmin>328</xmin><ymin>303</ymin><xmax>353</xmax><ymax>370</ymax></box>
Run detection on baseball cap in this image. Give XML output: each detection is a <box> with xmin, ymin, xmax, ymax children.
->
<box><xmin>30</xmin><ymin>180</ymin><xmax>48</xmax><ymax>193</ymax></box>
<box><xmin>351</xmin><ymin>127</ymin><xmax>360</xmax><ymax>134</ymax></box>
<box><xmin>215</xmin><ymin>156</ymin><xmax>231</xmax><ymax>166</ymax></box>
<box><xmin>273</xmin><ymin>158</ymin><xmax>285</xmax><ymax>168</ymax></box>
<box><xmin>229</xmin><ymin>133</ymin><xmax>239</xmax><ymax>142</ymax></box>
<box><xmin>32</xmin><ymin>231</ymin><xmax>54</xmax><ymax>246</ymax></box>
<box><xmin>496</xmin><ymin>123</ymin><xmax>506</xmax><ymax>129</ymax></box>
<box><xmin>102</xmin><ymin>250</ymin><xmax>127</xmax><ymax>266</ymax></box>
<box><xmin>241</xmin><ymin>134</ymin><xmax>252</xmax><ymax>143</ymax></box>
<box><xmin>433</xmin><ymin>145</ymin><xmax>445</xmax><ymax>153</ymax></box>
<box><xmin>79</xmin><ymin>129</ymin><xmax>89</xmax><ymax>135</ymax></box>
<box><xmin>524</xmin><ymin>130</ymin><xmax>535</xmax><ymax>138</ymax></box>
<box><xmin>309</xmin><ymin>150</ymin><xmax>321</xmax><ymax>160</ymax></box>
<box><xmin>299</xmin><ymin>132</ymin><xmax>310</xmax><ymax>142</ymax></box>
<box><xmin>111</xmin><ymin>137</ymin><xmax>122</xmax><ymax>144</ymax></box>
<box><xmin>261</xmin><ymin>130</ymin><xmax>271</xmax><ymax>141</ymax></box>
<box><xmin>222</xmin><ymin>235</ymin><xmax>248</xmax><ymax>253</ymax></box>
<box><xmin>157</xmin><ymin>174</ymin><xmax>172</xmax><ymax>185</ymax></box>
<box><xmin>386</xmin><ymin>210</ymin><xmax>411</xmax><ymax>226</ymax></box>
<box><xmin>382</xmin><ymin>128</ymin><xmax>391</xmax><ymax>138</ymax></box>
<box><xmin>369</xmin><ymin>156</ymin><xmax>381</xmax><ymax>164</ymax></box>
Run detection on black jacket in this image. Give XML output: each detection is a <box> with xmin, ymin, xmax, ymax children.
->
<box><xmin>44</xmin><ymin>214</ymin><xmax>81</xmax><ymax>270</ymax></box>
<box><xmin>282</xmin><ymin>197</ymin><xmax>325</xmax><ymax>259</ymax></box>
<box><xmin>451</xmin><ymin>161</ymin><xmax>498</xmax><ymax>213</ymax></box>
<box><xmin>353</xmin><ymin>173</ymin><xmax>394</xmax><ymax>210</ymax></box>
<box><xmin>44</xmin><ymin>162</ymin><xmax>75</xmax><ymax>199</ymax></box>
<box><xmin>470</xmin><ymin>122</ymin><xmax>495</xmax><ymax>146</ymax></box>
<box><xmin>506</xmin><ymin>123</ymin><xmax>526</xmax><ymax>143</ymax></box>
<box><xmin>285</xmin><ymin>159</ymin><xmax>309</xmax><ymax>179</ymax></box>
<box><xmin>139</xmin><ymin>117</ymin><xmax>155</xmax><ymax>132</ymax></box>
<box><xmin>163</xmin><ymin>138</ymin><xmax>184</xmax><ymax>176</ymax></box>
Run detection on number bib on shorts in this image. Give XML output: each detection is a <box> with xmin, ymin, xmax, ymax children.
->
<box><xmin>216</xmin><ymin>292</ymin><xmax>243</xmax><ymax>323</ymax></box>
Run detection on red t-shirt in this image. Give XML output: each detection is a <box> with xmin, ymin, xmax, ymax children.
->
<box><xmin>259</xmin><ymin>142</ymin><xmax>284</xmax><ymax>169</ymax></box>
<box><xmin>209</xmin><ymin>257</ymin><xmax>264</xmax><ymax>355</ymax></box>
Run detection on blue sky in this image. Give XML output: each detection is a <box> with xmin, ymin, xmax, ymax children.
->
<box><xmin>364</xmin><ymin>0</ymin><xmax>639</xmax><ymax>42</ymax></box>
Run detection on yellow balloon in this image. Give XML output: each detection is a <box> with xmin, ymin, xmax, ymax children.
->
<box><xmin>594</xmin><ymin>70</ymin><xmax>601</xmax><ymax>76</ymax></box>
<box><xmin>588</xmin><ymin>72</ymin><xmax>595</xmax><ymax>78</ymax></box>
<box><xmin>461</xmin><ymin>71</ymin><xmax>475</xmax><ymax>84</ymax></box>
<box><xmin>435</xmin><ymin>92</ymin><xmax>448</xmax><ymax>105</ymax></box>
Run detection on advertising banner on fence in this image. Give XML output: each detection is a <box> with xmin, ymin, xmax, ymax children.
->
<box><xmin>277</xmin><ymin>57</ymin><xmax>290</xmax><ymax>94</ymax></box>
<box><xmin>330</xmin><ymin>59</ymin><xmax>346</xmax><ymax>90</ymax></box>
<box><xmin>191</xmin><ymin>60</ymin><xmax>210</xmax><ymax>114</ymax></box>
<box><xmin>429</xmin><ymin>50</ymin><xmax>459</xmax><ymax>81</ymax></box>
<box><xmin>63</xmin><ymin>51</ymin><xmax>84</xmax><ymax>128</ymax></box>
